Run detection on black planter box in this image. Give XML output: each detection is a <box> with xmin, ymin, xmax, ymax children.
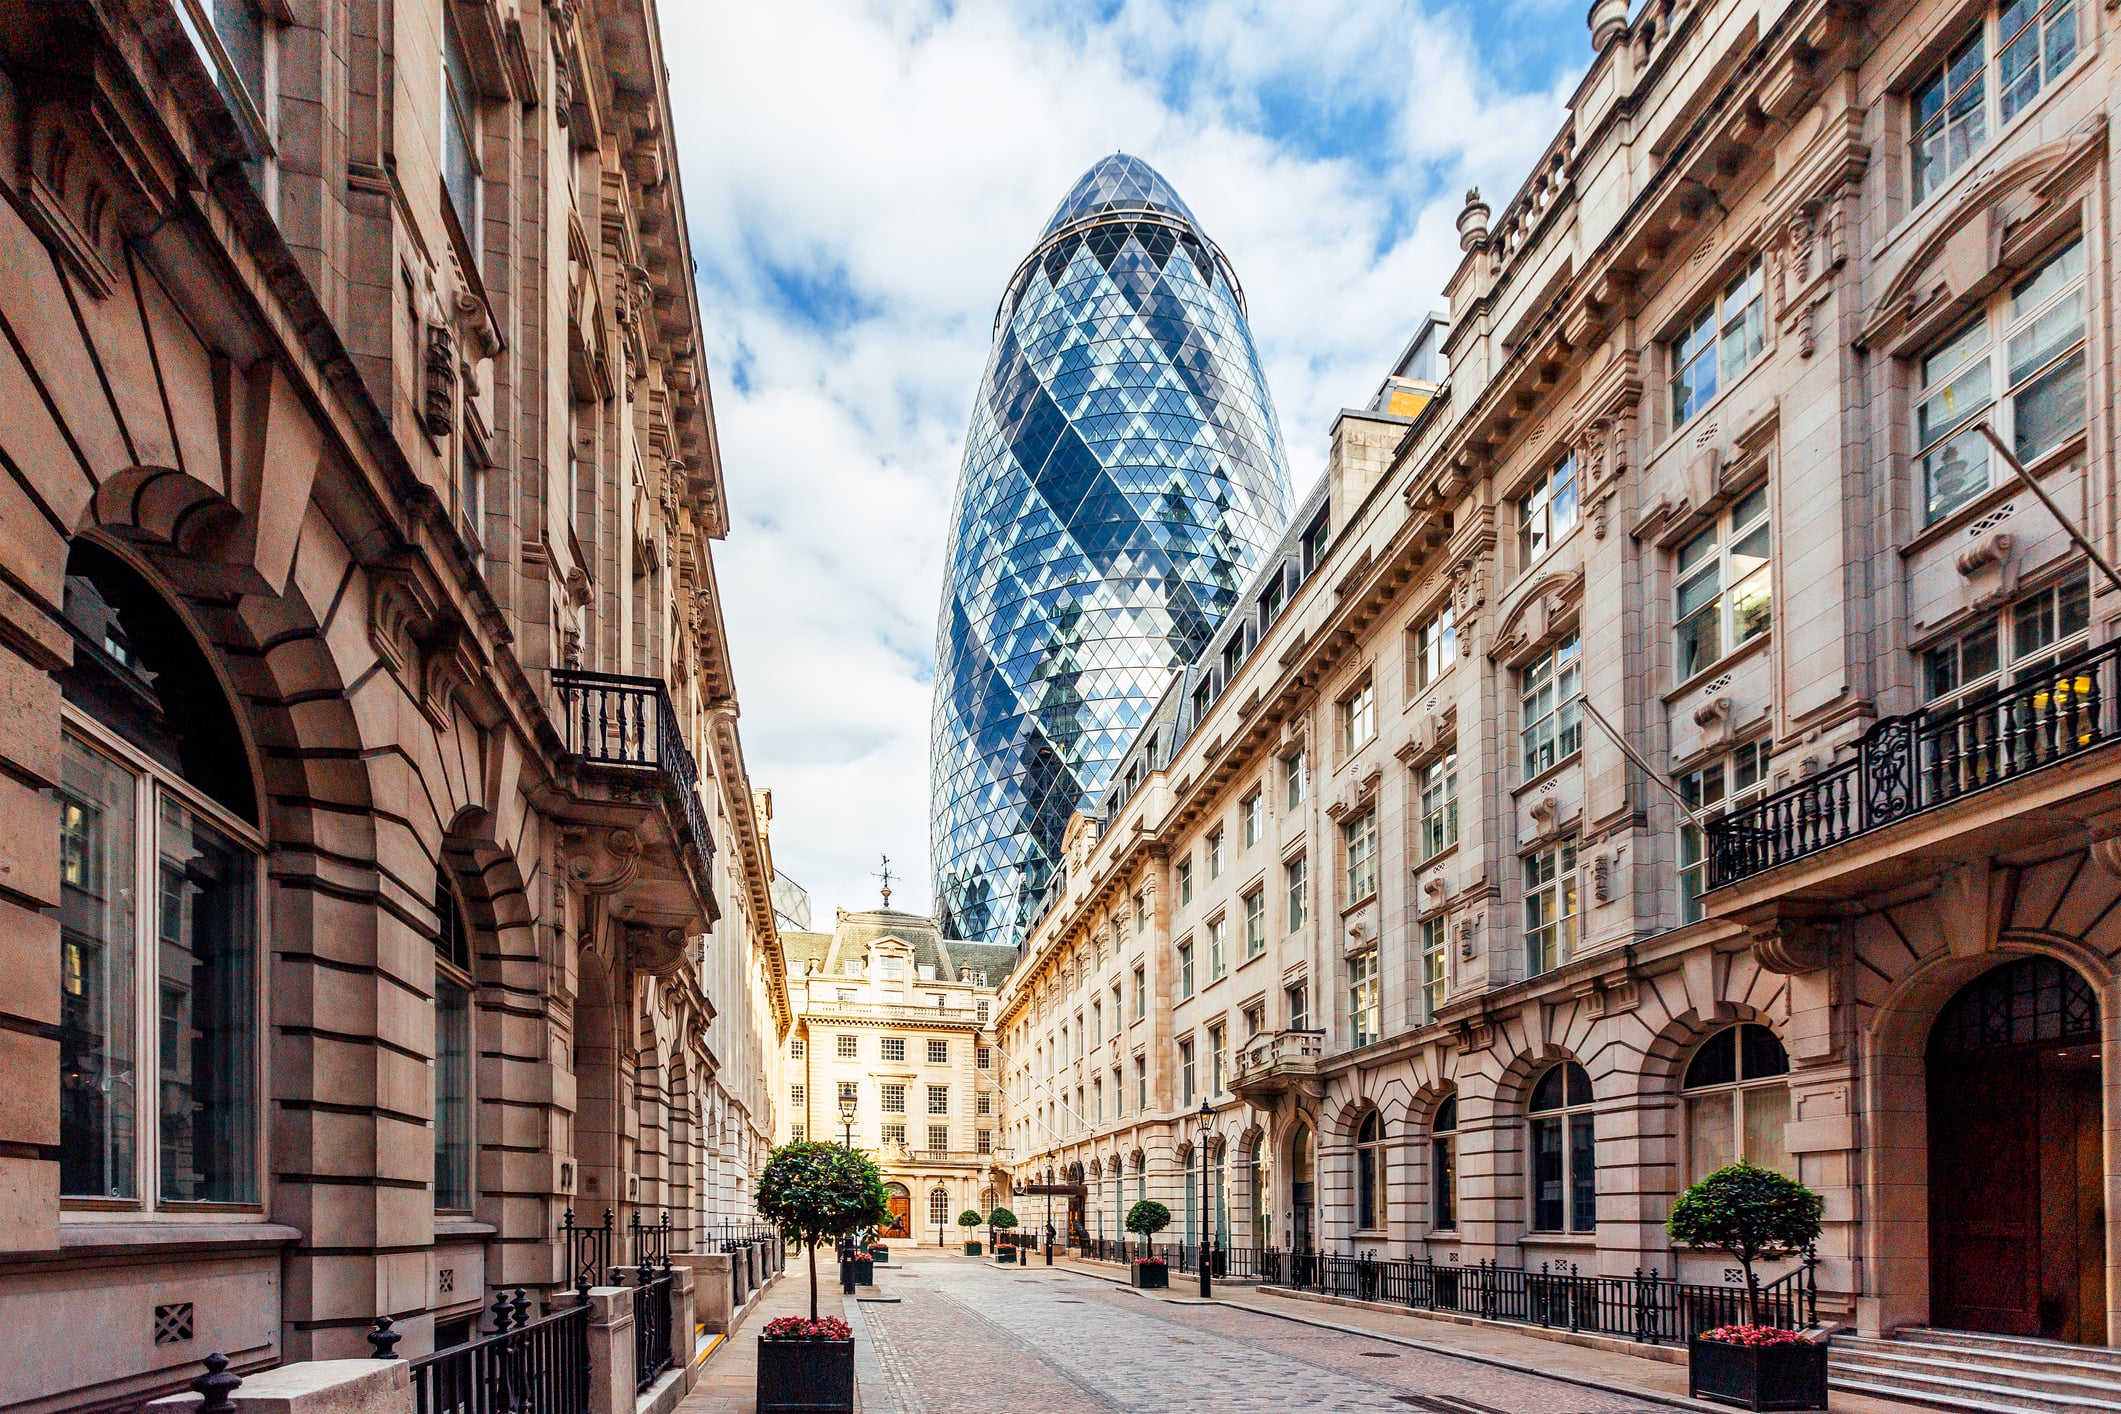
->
<box><xmin>996</xmin><ymin>1247</ymin><xmax>1017</xmax><ymax>1263</ymax></box>
<box><xmin>758</xmin><ymin>1336</ymin><xmax>855</xmax><ymax>1413</ymax></box>
<box><xmin>963</xmin><ymin>1241</ymin><xmax>982</xmax><ymax>1255</ymax></box>
<box><xmin>849</xmin><ymin>1255</ymin><xmax>874</xmax><ymax>1286</ymax></box>
<box><xmin>1688</xmin><ymin>1336</ymin><xmax>1829</xmax><ymax>1411</ymax></box>
<box><xmin>1131</xmin><ymin>1262</ymin><xmax>1169</xmax><ymax>1289</ymax></box>
<box><xmin>869</xmin><ymin>1245</ymin><xmax>889</xmax><ymax>1264</ymax></box>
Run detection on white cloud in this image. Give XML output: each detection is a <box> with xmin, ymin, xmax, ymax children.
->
<box><xmin>663</xmin><ymin>0</ymin><xmax>1581</xmax><ymax>926</ymax></box>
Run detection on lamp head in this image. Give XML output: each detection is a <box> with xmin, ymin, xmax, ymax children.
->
<box><xmin>1196</xmin><ymin>1098</ymin><xmax>1214</xmax><ymax>1135</ymax></box>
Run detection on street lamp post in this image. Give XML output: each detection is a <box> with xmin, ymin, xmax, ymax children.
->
<box><xmin>1043</xmin><ymin>1163</ymin><xmax>1055</xmax><ymax>1267</ymax></box>
<box><xmin>1197</xmin><ymin>1099</ymin><xmax>1215</xmax><ymax>1298</ymax></box>
<box><xmin>837</xmin><ymin>1087</ymin><xmax>858</xmax><ymax>1293</ymax></box>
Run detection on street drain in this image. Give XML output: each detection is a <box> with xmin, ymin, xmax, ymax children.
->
<box><xmin>1359</xmin><ymin>1351</ymin><xmax>1401</xmax><ymax>1358</ymax></box>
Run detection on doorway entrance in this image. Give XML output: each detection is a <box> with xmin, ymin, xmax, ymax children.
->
<box><xmin>883</xmin><ymin>1182</ymin><xmax>910</xmax><ymax>1239</ymax></box>
<box><xmin>1289</xmin><ymin>1122</ymin><xmax>1315</xmax><ymax>1253</ymax></box>
<box><xmin>1927</xmin><ymin>956</ymin><xmax>2105</xmax><ymax>1343</ymax></box>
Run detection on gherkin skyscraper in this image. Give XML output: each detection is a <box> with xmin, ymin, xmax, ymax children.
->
<box><xmin>931</xmin><ymin>154</ymin><xmax>1291</xmax><ymax>947</ymax></box>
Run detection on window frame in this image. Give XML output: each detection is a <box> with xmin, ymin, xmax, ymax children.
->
<box><xmin>1674</xmin><ymin>484</ymin><xmax>1772</xmax><ymax>681</ymax></box>
<box><xmin>1527</xmin><ymin>1062</ymin><xmax>1597</xmax><ymax>1234</ymax></box>
<box><xmin>1340</xmin><ymin>676</ymin><xmax>1377</xmax><ymax>757</ymax></box>
<box><xmin>1910</xmin><ymin>0</ymin><xmax>2080</xmax><ymax>207</ymax></box>
<box><xmin>1678</xmin><ymin>738</ymin><xmax>1773</xmax><ymax>922</ymax></box>
<box><xmin>1516</xmin><ymin>455</ymin><xmax>1579</xmax><ymax>568</ymax></box>
<box><xmin>1241</xmin><ymin>887</ymin><xmax>1266</xmax><ymax>960</ymax></box>
<box><xmin>1241</xmin><ymin>791</ymin><xmax>1263</xmax><ymax>848</ymax></box>
<box><xmin>1348</xmin><ymin>948</ymin><xmax>1381</xmax><ymax>1049</ymax></box>
<box><xmin>1518</xmin><ymin>634</ymin><xmax>1583</xmax><ymax>779</ymax></box>
<box><xmin>1669</xmin><ymin>258</ymin><xmax>1767</xmax><ymax>429</ymax></box>
<box><xmin>1418</xmin><ymin>751</ymin><xmax>1459</xmax><ymax>861</ymax></box>
<box><xmin>1285</xmin><ymin>854</ymin><xmax>1308</xmax><ymax>932</ymax></box>
<box><xmin>1355</xmin><ymin>1111</ymin><xmax>1387</xmax><ymax>1233</ymax></box>
<box><xmin>58</xmin><ymin>708</ymin><xmax>269</xmax><ymax>1216</ymax></box>
<box><xmin>1343</xmin><ymin>805</ymin><xmax>1379</xmax><ymax>906</ymax></box>
<box><xmin>1419</xmin><ymin>915</ymin><xmax>1448</xmax><ymax>1023</ymax></box>
<box><xmin>1681</xmin><ymin>1023</ymin><xmax>1793</xmax><ymax>1181</ymax></box>
<box><xmin>1410</xmin><ymin>601</ymin><xmax>1458</xmax><ymax>692</ymax></box>
<box><xmin>1430</xmin><ymin>1095</ymin><xmax>1458</xmax><ymax>1232</ymax></box>
<box><xmin>1524</xmin><ymin>839</ymin><xmax>1580</xmax><ymax>978</ymax></box>
<box><xmin>1177</xmin><ymin>938</ymin><xmax>1194</xmax><ymax>999</ymax></box>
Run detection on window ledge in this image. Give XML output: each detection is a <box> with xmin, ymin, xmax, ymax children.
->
<box><xmin>1662</xmin><ymin>630</ymin><xmax>1771</xmax><ymax>705</ymax></box>
<box><xmin>1522</xmin><ymin>1232</ymin><xmax>1601</xmax><ymax>1246</ymax></box>
<box><xmin>436</xmin><ymin>1217</ymin><xmax>499</xmax><ymax>1240</ymax></box>
<box><xmin>1511</xmin><ymin>749</ymin><xmax>1582</xmax><ymax>799</ymax></box>
<box><xmin>48</xmin><ymin>1220</ymin><xmax>302</xmax><ymax>1259</ymax></box>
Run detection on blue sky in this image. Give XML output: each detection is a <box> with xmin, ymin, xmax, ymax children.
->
<box><xmin>662</xmin><ymin>0</ymin><xmax>1585</xmax><ymax>926</ymax></box>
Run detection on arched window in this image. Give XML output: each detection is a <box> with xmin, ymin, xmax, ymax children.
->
<box><xmin>1212</xmin><ymin>1140</ymin><xmax>1228</xmax><ymax>1244</ymax></box>
<box><xmin>1682</xmin><ymin>1023</ymin><xmax>1791</xmax><ymax>1180</ymax></box>
<box><xmin>928</xmin><ymin>1187</ymin><xmax>949</xmax><ymax>1229</ymax></box>
<box><xmin>1246</xmin><ymin>1136</ymin><xmax>1268</xmax><ymax>1253</ymax></box>
<box><xmin>1355</xmin><ymin>1111</ymin><xmax>1386</xmax><ymax>1232</ymax></box>
<box><xmin>1430</xmin><ymin>1095</ymin><xmax>1458</xmax><ymax>1231</ymax></box>
<box><xmin>1184</xmin><ymin>1146</ymin><xmax>1198</xmax><ymax>1246</ymax></box>
<box><xmin>57</xmin><ymin>542</ymin><xmax>261</xmax><ymax>1210</ymax></box>
<box><xmin>1528</xmin><ymin>1062</ymin><xmax>1595</xmax><ymax>1233</ymax></box>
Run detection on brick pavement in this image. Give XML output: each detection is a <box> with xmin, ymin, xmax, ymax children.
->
<box><xmin>857</xmin><ymin>1253</ymin><xmax>1678</xmax><ymax>1413</ymax></box>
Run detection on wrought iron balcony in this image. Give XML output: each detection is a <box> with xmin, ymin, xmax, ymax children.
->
<box><xmin>1231</xmin><ymin>1028</ymin><xmax>1325</xmax><ymax>1101</ymax></box>
<box><xmin>546</xmin><ymin>669</ymin><xmax>717</xmax><ymax>943</ymax></box>
<box><xmin>1709</xmin><ymin>637</ymin><xmax>2121</xmax><ymax>889</ymax></box>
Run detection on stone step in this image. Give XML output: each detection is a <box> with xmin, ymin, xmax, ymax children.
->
<box><xmin>1830</xmin><ymin>1373</ymin><xmax>2110</xmax><ymax>1414</ymax></box>
<box><xmin>1828</xmin><ymin>1338</ymin><xmax>2121</xmax><ymax>1414</ymax></box>
<box><xmin>1834</xmin><ymin>1333</ymin><xmax>2121</xmax><ymax>1383</ymax></box>
<box><xmin>1898</xmin><ymin>1328</ymin><xmax>2121</xmax><ymax>1371</ymax></box>
<box><xmin>1831</xmin><ymin>1345</ymin><xmax>2121</xmax><ymax>1401</ymax></box>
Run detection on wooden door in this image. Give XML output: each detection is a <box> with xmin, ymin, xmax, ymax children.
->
<box><xmin>884</xmin><ymin>1185</ymin><xmax>910</xmax><ymax>1238</ymax></box>
<box><xmin>1930</xmin><ymin>1052</ymin><xmax>2042</xmax><ymax>1334</ymax></box>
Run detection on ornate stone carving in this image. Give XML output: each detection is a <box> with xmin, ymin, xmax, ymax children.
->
<box><xmin>627</xmin><ymin>925</ymin><xmax>688</xmax><ymax>978</ymax></box>
<box><xmin>562</xmin><ymin>825</ymin><xmax>644</xmax><ymax>895</ymax></box>
<box><xmin>1747</xmin><ymin>911</ymin><xmax>1836</xmax><ymax>974</ymax></box>
<box><xmin>423</xmin><ymin>321</ymin><xmax>458</xmax><ymax>437</ymax></box>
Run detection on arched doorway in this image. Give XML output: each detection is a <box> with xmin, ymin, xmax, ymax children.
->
<box><xmin>1927</xmin><ymin>955</ymin><xmax>2105</xmax><ymax>1342</ymax></box>
<box><xmin>883</xmin><ymin>1182</ymin><xmax>911</xmax><ymax>1239</ymax></box>
<box><xmin>1247</xmin><ymin>1136</ymin><xmax>1269</xmax><ymax>1256</ymax></box>
<box><xmin>1066</xmin><ymin>1162</ymin><xmax>1086</xmax><ymax>1245</ymax></box>
<box><xmin>1289</xmin><ymin>1123</ymin><xmax>1315</xmax><ymax>1253</ymax></box>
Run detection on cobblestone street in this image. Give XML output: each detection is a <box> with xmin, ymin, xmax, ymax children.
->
<box><xmin>853</xmin><ymin>1255</ymin><xmax>1675</xmax><ymax>1414</ymax></box>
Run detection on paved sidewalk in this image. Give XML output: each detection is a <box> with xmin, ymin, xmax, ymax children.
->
<box><xmin>1049</xmin><ymin>1255</ymin><xmax>1923</xmax><ymax>1414</ymax></box>
<box><xmin>676</xmin><ymin>1254</ymin><xmax>829</xmax><ymax>1414</ymax></box>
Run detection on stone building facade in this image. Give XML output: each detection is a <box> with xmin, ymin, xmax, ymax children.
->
<box><xmin>0</xmin><ymin>1</ymin><xmax>786</xmax><ymax>1409</ymax></box>
<box><xmin>995</xmin><ymin>0</ymin><xmax>2121</xmax><ymax>1351</ymax></box>
<box><xmin>780</xmin><ymin>908</ymin><xmax>1015</xmax><ymax>1244</ymax></box>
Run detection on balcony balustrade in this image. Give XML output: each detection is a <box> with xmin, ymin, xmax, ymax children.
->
<box><xmin>1230</xmin><ymin>1028</ymin><xmax>1325</xmax><ymax>1101</ymax></box>
<box><xmin>1709</xmin><ymin>638</ymin><xmax>2121</xmax><ymax>891</ymax></box>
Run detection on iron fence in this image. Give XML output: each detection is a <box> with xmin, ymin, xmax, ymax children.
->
<box><xmin>1255</xmin><ymin>1250</ymin><xmax>1815</xmax><ymax>1345</ymax></box>
<box><xmin>551</xmin><ymin>669</ymin><xmax>714</xmax><ymax>868</ymax></box>
<box><xmin>1710</xmin><ymin>636</ymin><xmax>2121</xmax><ymax>886</ymax></box>
<box><xmin>405</xmin><ymin>1298</ymin><xmax>589</xmax><ymax>1414</ymax></box>
<box><xmin>557</xmin><ymin>1209</ymin><xmax>612</xmax><ymax>1296</ymax></box>
<box><xmin>629</xmin><ymin>1270</ymin><xmax>674</xmax><ymax>1392</ymax></box>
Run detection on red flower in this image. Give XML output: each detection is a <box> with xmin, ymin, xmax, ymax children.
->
<box><xmin>763</xmin><ymin>1316</ymin><xmax>851</xmax><ymax>1342</ymax></box>
<box><xmin>1700</xmin><ymin>1323</ymin><xmax>1799</xmax><ymax>1347</ymax></box>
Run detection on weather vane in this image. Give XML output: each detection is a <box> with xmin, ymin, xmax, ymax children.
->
<box><xmin>876</xmin><ymin>854</ymin><xmax>893</xmax><ymax>908</ymax></box>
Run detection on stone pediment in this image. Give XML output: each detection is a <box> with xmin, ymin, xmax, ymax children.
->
<box><xmin>1488</xmin><ymin>568</ymin><xmax>1584</xmax><ymax>662</ymax></box>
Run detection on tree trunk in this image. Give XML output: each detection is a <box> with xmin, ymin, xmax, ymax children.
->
<box><xmin>1743</xmin><ymin>1261</ymin><xmax>1759</xmax><ymax>1327</ymax></box>
<box><xmin>808</xmin><ymin>1238</ymin><xmax>818</xmax><ymax>1321</ymax></box>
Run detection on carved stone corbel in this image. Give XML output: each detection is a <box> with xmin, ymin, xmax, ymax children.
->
<box><xmin>1745</xmin><ymin>908</ymin><xmax>1837</xmax><ymax>974</ymax></box>
<box><xmin>562</xmin><ymin>825</ymin><xmax>644</xmax><ymax>895</ymax></box>
<box><xmin>627</xmin><ymin>925</ymin><xmax>688</xmax><ymax>978</ymax></box>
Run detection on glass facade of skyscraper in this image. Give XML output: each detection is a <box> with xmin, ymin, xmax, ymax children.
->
<box><xmin>931</xmin><ymin>154</ymin><xmax>1291</xmax><ymax>946</ymax></box>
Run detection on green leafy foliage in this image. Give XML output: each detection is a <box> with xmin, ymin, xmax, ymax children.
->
<box><xmin>1668</xmin><ymin>1162</ymin><xmax>1823</xmax><ymax>1322</ymax></box>
<box><xmin>956</xmin><ymin>1209</ymin><xmax>982</xmax><ymax>1228</ymax></box>
<box><xmin>1125</xmin><ymin>1199</ymin><xmax>1172</xmax><ymax>1238</ymax></box>
<box><xmin>756</xmin><ymin>1142</ymin><xmax>891</xmax><ymax>1320</ymax></box>
<box><xmin>987</xmin><ymin>1205</ymin><xmax>1018</xmax><ymax>1231</ymax></box>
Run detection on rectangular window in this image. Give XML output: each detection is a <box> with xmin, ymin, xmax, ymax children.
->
<box><xmin>1343</xmin><ymin>805</ymin><xmax>1379</xmax><ymax>904</ymax></box>
<box><xmin>882</xmin><ymin>1084</ymin><xmax>907</xmax><ymax>1114</ymax></box>
<box><xmin>881</xmin><ymin>1035</ymin><xmax>905</xmax><ymax>1063</ymax></box>
<box><xmin>1179</xmin><ymin>1040</ymin><xmax>1196</xmax><ymax>1106</ymax></box>
<box><xmin>1207</xmin><ymin>828</ymin><xmax>1224</xmax><ymax>879</ymax></box>
<box><xmin>1134</xmin><ymin>891</ymin><xmax>1149</xmax><ymax>933</ymax></box>
<box><xmin>1411</xmin><ymin>602</ymin><xmax>1458</xmax><ymax>691</ymax></box>
<box><xmin>883</xmin><ymin>1122</ymin><xmax>907</xmax><ymax>1147</ymax></box>
<box><xmin>1340</xmin><ymin>677</ymin><xmax>1377</xmax><ymax>756</ymax></box>
<box><xmin>1243</xmin><ymin>1003</ymin><xmax>1266</xmax><ymax>1038</ymax></box>
<box><xmin>1917</xmin><ymin>237</ymin><xmax>2087</xmax><ymax>522</ymax></box>
<box><xmin>59</xmin><ymin>734</ymin><xmax>139</xmax><ymax>1202</ymax></box>
<box><xmin>1927</xmin><ymin>570</ymin><xmax>2090</xmax><ymax>709</ymax></box>
<box><xmin>790</xmin><ymin>1038</ymin><xmax>805</xmax><ymax>1059</ymax></box>
<box><xmin>1093</xmin><ymin>1077</ymin><xmax>1104</xmax><ymax>1124</ymax></box>
<box><xmin>1285</xmin><ymin>855</ymin><xmax>1308</xmax><ymax>932</ymax></box>
<box><xmin>1670</xmin><ymin>258</ymin><xmax>1766</xmax><ymax>427</ymax></box>
<box><xmin>1432</xmin><ymin>1130</ymin><xmax>1457</xmax><ymax>1231</ymax></box>
<box><xmin>1112</xmin><ymin>1065</ymin><xmax>1124</xmax><ymax>1115</ymax></box>
<box><xmin>1287</xmin><ymin>981</ymin><xmax>1309</xmax><ymax>1031</ymax></box>
<box><xmin>790</xmin><ymin>1083</ymin><xmax>806</xmax><ymax>1107</ymax></box>
<box><xmin>1420</xmin><ymin>916</ymin><xmax>1448</xmax><ymax>1023</ymax></box>
<box><xmin>927</xmin><ymin>1039</ymin><xmax>949</xmax><ymax>1065</ymax></box>
<box><xmin>977</xmin><ymin>999</ymin><xmax>990</xmax><ymax>1023</ymax></box>
<box><xmin>1675</xmin><ymin>485</ymin><xmax>1772</xmax><ymax>679</ymax></box>
<box><xmin>1135</xmin><ymin>1056</ymin><xmax>1148</xmax><ymax>1111</ymax></box>
<box><xmin>1419</xmin><ymin>752</ymin><xmax>1459</xmax><ymax>860</ymax></box>
<box><xmin>977</xmin><ymin>1044</ymin><xmax>992</xmax><ymax>1070</ymax></box>
<box><xmin>837</xmin><ymin>1034</ymin><xmax>858</xmax><ymax>1060</ymax></box>
<box><xmin>434</xmin><ymin>971</ymin><xmax>472</xmax><ymax>1211</ymax></box>
<box><xmin>977</xmin><ymin>1130</ymin><xmax>994</xmax><ymax>1155</ymax></box>
<box><xmin>1177</xmin><ymin>858</ymin><xmax>1193</xmax><ymax>905</ymax></box>
<box><xmin>1207</xmin><ymin>916</ymin><xmax>1228</xmax><ymax>980</ymax></box>
<box><xmin>1524</xmin><ymin>840</ymin><xmax>1580</xmax><ymax>977</ymax></box>
<box><xmin>977</xmin><ymin>1091</ymin><xmax>993</xmax><ymax>1116</ymax></box>
<box><xmin>1516</xmin><ymin>455</ymin><xmax>1579</xmax><ymax>566</ymax></box>
<box><xmin>1242</xmin><ymin>889</ymin><xmax>1266</xmax><ymax>960</ymax></box>
<box><xmin>789</xmin><ymin>1123</ymin><xmax>806</xmax><ymax>1144</ymax></box>
<box><xmin>929</xmin><ymin>1124</ymin><xmax>950</xmax><ymax>1151</ymax></box>
<box><xmin>1348</xmin><ymin>949</ymin><xmax>1381</xmax><ymax>1048</ymax></box>
<box><xmin>1133</xmin><ymin>966</ymin><xmax>1146</xmax><ymax>1020</ymax></box>
<box><xmin>1284</xmin><ymin>750</ymin><xmax>1306</xmax><ymax>811</ymax></box>
<box><xmin>1519</xmin><ymin>634</ymin><xmax>1583</xmax><ymax>777</ymax></box>
<box><xmin>1177</xmin><ymin>939</ymin><xmax>1194</xmax><ymax>998</ymax></box>
<box><xmin>1678</xmin><ymin>738</ymin><xmax>1773</xmax><ymax>922</ymax></box>
<box><xmin>1209</xmin><ymin>1024</ymin><xmax>1227</xmax><ymax>1094</ymax></box>
<box><xmin>1241</xmin><ymin>792</ymin><xmax>1263</xmax><ymax>848</ymax></box>
<box><xmin>927</xmin><ymin>1086</ymin><xmax>949</xmax><ymax>1116</ymax></box>
<box><xmin>1913</xmin><ymin>1</ymin><xmax>2076</xmax><ymax>205</ymax></box>
<box><xmin>440</xmin><ymin>9</ymin><xmax>481</xmax><ymax>250</ymax></box>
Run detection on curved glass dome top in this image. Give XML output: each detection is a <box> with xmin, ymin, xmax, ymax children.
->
<box><xmin>931</xmin><ymin>154</ymin><xmax>1291</xmax><ymax>948</ymax></box>
<box><xmin>1038</xmin><ymin>153</ymin><xmax>1201</xmax><ymax>241</ymax></box>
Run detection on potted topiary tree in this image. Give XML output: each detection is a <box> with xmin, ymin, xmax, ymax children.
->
<box><xmin>989</xmin><ymin>1206</ymin><xmax>1019</xmax><ymax>1262</ymax></box>
<box><xmin>753</xmin><ymin>1141</ymin><xmax>889</xmax><ymax>1414</ymax></box>
<box><xmin>1125</xmin><ymin>1199</ymin><xmax>1171</xmax><ymax>1288</ymax></box>
<box><xmin>956</xmin><ymin>1209</ymin><xmax>983</xmax><ymax>1256</ymax></box>
<box><xmin>1669</xmin><ymin>1161</ymin><xmax>1827</xmax><ymax>1411</ymax></box>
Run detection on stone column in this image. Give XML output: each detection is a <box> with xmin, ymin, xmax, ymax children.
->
<box><xmin>667</xmin><ymin>1264</ymin><xmax>697</xmax><ymax>1387</ymax></box>
<box><xmin>148</xmin><ymin>1360</ymin><xmax>413</xmax><ymax>1414</ymax></box>
<box><xmin>584</xmin><ymin>1286</ymin><xmax>635</xmax><ymax>1414</ymax></box>
<box><xmin>678</xmin><ymin>1253</ymin><xmax>733</xmax><ymax>1333</ymax></box>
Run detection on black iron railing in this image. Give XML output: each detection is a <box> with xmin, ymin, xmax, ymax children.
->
<box><xmin>405</xmin><ymin>1297</ymin><xmax>589</xmax><ymax>1414</ymax></box>
<box><xmin>558</xmin><ymin>1208</ymin><xmax>612</xmax><ymax>1297</ymax></box>
<box><xmin>551</xmin><ymin>670</ymin><xmax>715</xmax><ymax>868</ymax></box>
<box><xmin>1079</xmin><ymin>1238</ymin><xmax>1251</xmax><ymax>1279</ymax></box>
<box><xmin>1253</xmin><ymin>1250</ymin><xmax>1815</xmax><ymax>1345</ymax></box>
<box><xmin>1710</xmin><ymin>637</ymin><xmax>2121</xmax><ymax>887</ymax></box>
<box><xmin>629</xmin><ymin>1210</ymin><xmax>672</xmax><ymax>1270</ymax></box>
<box><xmin>630</xmin><ymin>1269</ymin><xmax>674</xmax><ymax>1392</ymax></box>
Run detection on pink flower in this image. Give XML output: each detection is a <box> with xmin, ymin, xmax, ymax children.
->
<box><xmin>1701</xmin><ymin>1324</ymin><xmax>1799</xmax><ymax>1347</ymax></box>
<box><xmin>763</xmin><ymin>1316</ymin><xmax>851</xmax><ymax>1342</ymax></box>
